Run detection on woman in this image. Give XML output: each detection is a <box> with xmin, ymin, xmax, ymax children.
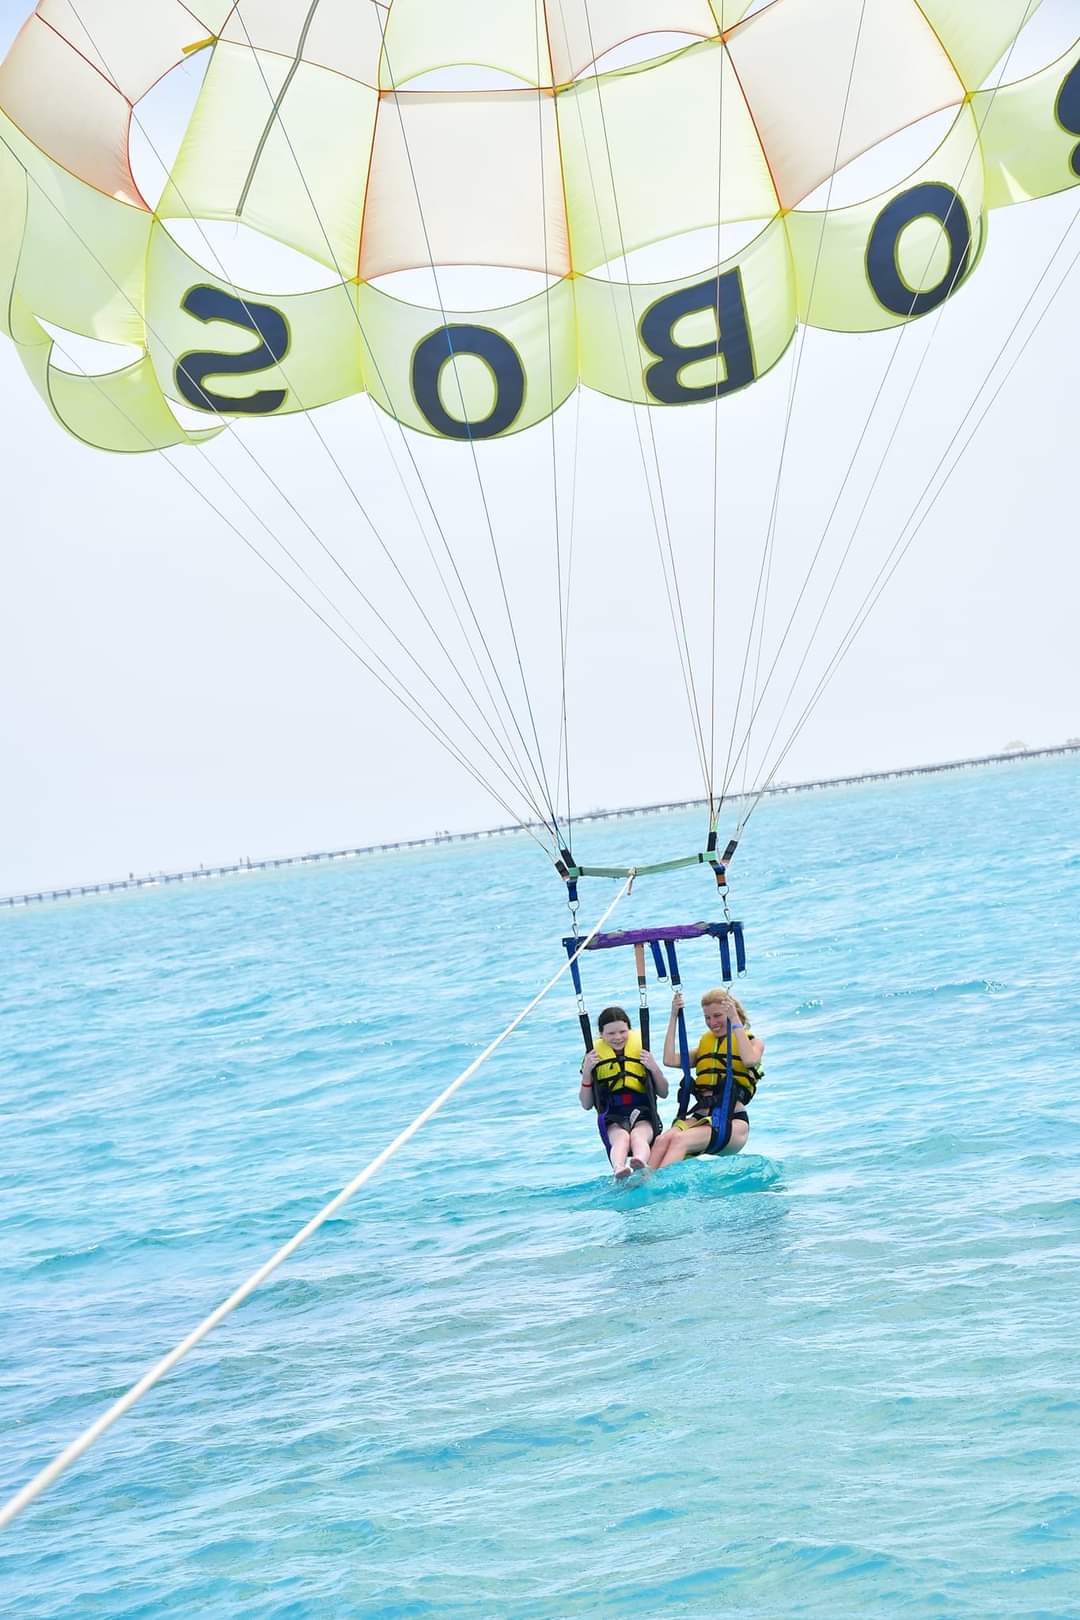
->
<box><xmin>649</xmin><ymin>987</ymin><xmax>764</xmax><ymax>1168</ymax></box>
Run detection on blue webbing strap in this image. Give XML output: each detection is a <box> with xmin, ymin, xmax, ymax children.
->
<box><xmin>717</xmin><ymin>926</ymin><xmax>732</xmax><ymax>981</ymax></box>
<box><xmin>556</xmin><ymin>848</ymin><xmax>579</xmax><ymax>907</ymax></box>
<box><xmin>664</xmin><ymin>939</ymin><xmax>694</xmax><ymax>1119</ymax></box>
<box><xmin>733</xmin><ymin>922</ymin><xmax>746</xmax><ymax>975</ymax></box>
<box><xmin>709</xmin><ymin>1018</ymin><xmax>737</xmax><ymax>1154</ymax></box>
<box><xmin>563</xmin><ymin>938</ymin><xmax>593</xmax><ymax>1052</ymax></box>
<box><xmin>650</xmin><ymin>940</ymin><xmax>667</xmax><ymax>979</ymax></box>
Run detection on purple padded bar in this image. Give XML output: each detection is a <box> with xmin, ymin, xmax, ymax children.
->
<box><xmin>582</xmin><ymin>922</ymin><xmax>713</xmax><ymax>950</ymax></box>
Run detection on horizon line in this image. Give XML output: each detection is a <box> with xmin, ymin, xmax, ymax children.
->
<box><xmin>5</xmin><ymin>741</ymin><xmax>1078</xmax><ymax>910</ymax></box>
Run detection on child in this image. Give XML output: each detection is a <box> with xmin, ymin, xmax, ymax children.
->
<box><xmin>649</xmin><ymin>987</ymin><xmax>764</xmax><ymax>1168</ymax></box>
<box><xmin>580</xmin><ymin>1006</ymin><xmax>669</xmax><ymax>1179</ymax></box>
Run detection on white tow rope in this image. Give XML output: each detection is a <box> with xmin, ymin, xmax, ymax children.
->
<box><xmin>0</xmin><ymin>880</ymin><xmax>631</xmax><ymax>1530</ymax></box>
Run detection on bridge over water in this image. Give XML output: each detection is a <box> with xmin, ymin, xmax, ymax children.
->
<box><xmin>5</xmin><ymin>743</ymin><xmax>1077</xmax><ymax>909</ymax></box>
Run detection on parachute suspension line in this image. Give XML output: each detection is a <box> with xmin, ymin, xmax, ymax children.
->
<box><xmin>563</xmin><ymin>230</ymin><xmax>713</xmax><ymax>811</ymax></box>
<box><xmin>115</xmin><ymin>384</ymin><xmax>554</xmax><ymax>845</ymax></box>
<box><xmin>740</xmin><ymin>188</ymin><xmax>1080</xmax><ymax>830</ymax></box>
<box><xmin>359</xmin><ymin>393</ymin><xmax>556</xmax><ymax>821</ymax></box>
<box><xmin>570</xmin><ymin>0</ymin><xmax>713</xmax><ymax>802</ymax></box>
<box><xmin>587</xmin><ymin>12</ymin><xmax>713</xmax><ymax>798</ymax></box>
<box><xmin>554</xmin><ymin>386</ymin><xmax>584</xmax><ymax>844</ymax></box>
<box><xmin>720</xmin><ymin>0</ymin><xmax>872</xmax><ymax>812</ymax></box>
<box><xmin>362</xmin><ymin>406</ymin><xmax>563</xmax><ymax>840</ymax></box>
<box><xmin>732</xmin><ymin>3</ymin><xmax>1042</xmax><ymax>807</ymax></box>
<box><xmin>374</xmin><ymin>17</ymin><xmax>566</xmax><ymax>845</ymax></box>
<box><xmin>739</xmin><ymin>254</ymin><xmax>981</xmax><ymax>802</ymax></box>
<box><xmin>761</xmin><ymin>201</ymin><xmax>1080</xmax><ymax>799</ymax></box>
<box><xmin>226</xmin><ymin>8</ymin><xmax>567</xmax><ymax>847</ymax></box>
<box><xmin>563</xmin><ymin>59</ymin><xmax>708</xmax><ymax>801</ymax></box>
<box><xmin>552</xmin><ymin>0</ymin><xmax>707</xmax><ymax>795</ymax></box>
<box><xmin>527</xmin><ymin>11</ymin><xmax>582</xmax><ymax>860</ymax></box>
<box><xmin>0</xmin><ymin>879</ymin><xmax>634</xmax><ymax>1533</ymax></box>
<box><xmin>708</xmin><ymin>29</ymin><xmax>728</xmax><ymax>823</ymax></box>
<box><xmin>732</xmin><ymin>347</ymin><xmax>798</xmax><ymax>813</ymax></box>
<box><xmin>724</xmin><ymin>1</ymin><xmax>1046</xmax><ymax>813</ymax></box>
<box><xmin>746</xmin><ymin>0</ymin><xmax>873</xmax><ymax>712</ymax></box>
<box><xmin>723</xmin><ymin>326</ymin><xmax>908</xmax><ymax>811</ymax></box>
<box><xmin>209</xmin><ymin>439</ymin><xmax>556</xmax><ymax>828</ymax></box>
<box><xmin>225</xmin><ymin>11</ymin><xmax>561</xmax><ymax>847</ymax></box>
<box><xmin>348</xmin><ymin>401</ymin><xmax>559</xmax><ymax>835</ymax></box>
<box><xmin>63</xmin><ymin>0</ymin><xmax>551</xmax><ymax>835</ymax></box>
<box><xmin>0</xmin><ymin>131</ymin><xmax>562</xmax><ymax>842</ymax></box>
<box><xmin>534</xmin><ymin>2</ymin><xmax>576</xmax><ymax>849</ymax></box>
<box><xmin>235</xmin><ymin>0</ymin><xmax>321</xmax><ymax>217</ymax></box>
<box><xmin>0</xmin><ymin>136</ymin><xmax>559</xmax><ymax>843</ymax></box>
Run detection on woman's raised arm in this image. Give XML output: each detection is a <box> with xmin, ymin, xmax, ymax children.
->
<box><xmin>662</xmin><ymin>990</ymin><xmax>698</xmax><ymax>1068</ymax></box>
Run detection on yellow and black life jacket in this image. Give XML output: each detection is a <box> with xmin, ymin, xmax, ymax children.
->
<box><xmin>591</xmin><ymin>1031</ymin><xmax>662</xmax><ymax>1131</ymax></box>
<box><xmin>593</xmin><ymin>1031</ymin><xmax>649</xmax><ymax>1100</ymax></box>
<box><xmin>692</xmin><ymin>1028</ymin><xmax>762</xmax><ymax>1105</ymax></box>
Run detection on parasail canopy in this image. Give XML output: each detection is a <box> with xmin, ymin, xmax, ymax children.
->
<box><xmin>0</xmin><ymin>0</ymin><xmax>1077</xmax><ymax>452</ymax></box>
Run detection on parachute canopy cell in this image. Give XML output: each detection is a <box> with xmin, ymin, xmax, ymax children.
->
<box><xmin>0</xmin><ymin>0</ymin><xmax>1077</xmax><ymax>451</ymax></box>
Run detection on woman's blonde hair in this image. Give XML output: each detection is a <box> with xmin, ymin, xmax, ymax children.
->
<box><xmin>701</xmin><ymin>986</ymin><xmax>749</xmax><ymax>1024</ymax></box>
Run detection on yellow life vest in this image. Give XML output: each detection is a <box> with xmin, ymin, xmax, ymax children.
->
<box><xmin>693</xmin><ymin>1028</ymin><xmax>762</xmax><ymax>1103</ymax></box>
<box><xmin>593</xmin><ymin>1030</ymin><xmax>649</xmax><ymax>1095</ymax></box>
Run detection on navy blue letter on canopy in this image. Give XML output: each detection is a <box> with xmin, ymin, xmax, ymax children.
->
<box><xmin>866</xmin><ymin>182</ymin><xmax>972</xmax><ymax>319</ymax></box>
<box><xmin>640</xmin><ymin>270</ymin><xmax>755</xmax><ymax>405</ymax></box>
<box><xmin>412</xmin><ymin>324</ymin><xmax>525</xmax><ymax>440</ymax></box>
<box><xmin>1055</xmin><ymin>56</ymin><xmax>1080</xmax><ymax>178</ymax></box>
<box><xmin>175</xmin><ymin>286</ymin><xmax>289</xmax><ymax>415</ymax></box>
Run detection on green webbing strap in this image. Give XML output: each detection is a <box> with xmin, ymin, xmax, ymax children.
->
<box><xmin>566</xmin><ymin>851</ymin><xmax>716</xmax><ymax>880</ymax></box>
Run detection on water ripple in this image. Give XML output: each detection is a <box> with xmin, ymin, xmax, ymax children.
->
<box><xmin>1</xmin><ymin>760</ymin><xmax>1078</xmax><ymax>1616</ymax></box>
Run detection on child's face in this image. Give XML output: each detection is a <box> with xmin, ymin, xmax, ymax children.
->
<box><xmin>600</xmin><ymin>1019</ymin><xmax>630</xmax><ymax>1051</ymax></box>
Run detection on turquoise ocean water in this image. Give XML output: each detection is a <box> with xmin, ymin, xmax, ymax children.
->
<box><xmin>1</xmin><ymin>758</ymin><xmax>1078</xmax><ymax>1618</ymax></box>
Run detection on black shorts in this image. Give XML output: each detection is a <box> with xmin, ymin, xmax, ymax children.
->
<box><xmin>603</xmin><ymin>1104</ymin><xmax>656</xmax><ymax>1136</ymax></box>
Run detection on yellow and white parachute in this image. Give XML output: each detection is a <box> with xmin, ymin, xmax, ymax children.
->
<box><xmin>1</xmin><ymin>1</ymin><xmax>1077</xmax><ymax>861</ymax></box>
<box><xmin>1</xmin><ymin>0</ymin><xmax>1078</xmax><ymax>453</ymax></box>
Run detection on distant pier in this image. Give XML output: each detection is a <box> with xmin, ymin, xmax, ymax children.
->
<box><xmin>4</xmin><ymin>743</ymin><xmax>1077</xmax><ymax>910</ymax></box>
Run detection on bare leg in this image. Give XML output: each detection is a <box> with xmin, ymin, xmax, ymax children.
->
<box><xmin>607</xmin><ymin>1124</ymin><xmax>631</xmax><ymax>1176</ymax></box>
<box><xmin>628</xmin><ymin>1122</ymin><xmax>654</xmax><ymax>1169</ymax></box>
<box><xmin>652</xmin><ymin>1123</ymin><xmax>712</xmax><ymax>1168</ymax></box>
<box><xmin>647</xmin><ymin>1129</ymin><xmax>675</xmax><ymax>1169</ymax></box>
<box><xmin>721</xmin><ymin>1118</ymin><xmax>749</xmax><ymax>1155</ymax></box>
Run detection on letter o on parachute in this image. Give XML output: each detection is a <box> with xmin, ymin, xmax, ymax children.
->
<box><xmin>0</xmin><ymin>0</ymin><xmax>1078</xmax><ymax>454</ymax></box>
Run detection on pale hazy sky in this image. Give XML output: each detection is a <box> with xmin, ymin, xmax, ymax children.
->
<box><xmin>2</xmin><ymin>1</ymin><xmax>1078</xmax><ymax>894</ymax></box>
